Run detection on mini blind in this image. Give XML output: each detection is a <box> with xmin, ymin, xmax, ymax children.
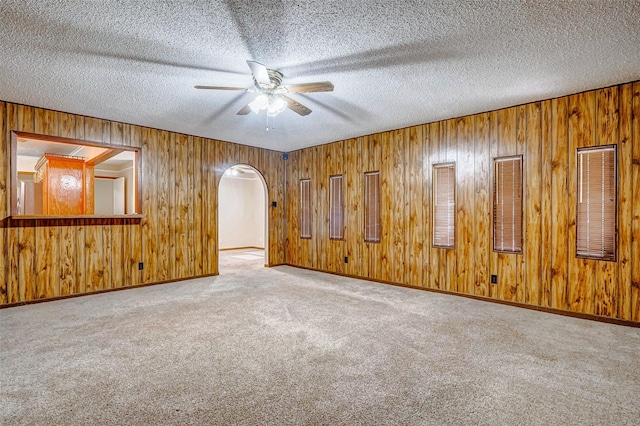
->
<box><xmin>300</xmin><ymin>179</ymin><xmax>311</xmax><ymax>239</ymax></box>
<box><xmin>364</xmin><ymin>171</ymin><xmax>381</xmax><ymax>243</ymax></box>
<box><xmin>493</xmin><ymin>156</ymin><xmax>523</xmax><ymax>253</ymax></box>
<box><xmin>329</xmin><ymin>175</ymin><xmax>344</xmax><ymax>240</ymax></box>
<box><xmin>577</xmin><ymin>146</ymin><xmax>616</xmax><ymax>261</ymax></box>
<box><xmin>433</xmin><ymin>163</ymin><xmax>455</xmax><ymax>248</ymax></box>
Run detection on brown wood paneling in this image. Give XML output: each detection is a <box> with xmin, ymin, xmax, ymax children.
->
<box><xmin>594</xmin><ymin>87</ymin><xmax>619</xmax><ymax>317</ymax></box>
<box><xmin>568</xmin><ymin>91</ymin><xmax>596</xmax><ymax>314</ymax></box>
<box><xmin>632</xmin><ymin>82</ymin><xmax>640</xmax><ymax>322</ymax></box>
<box><xmin>551</xmin><ymin>97</ymin><xmax>569</xmax><ymax>310</ymax></box>
<box><xmin>1</xmin><ymin>101</ymin><xmax>7</xmax><ymax>218</ymax></box>
<box><xmin>474</xmin><ymin>113</ymin><xmax>491</xmax><ymax>297</ymax></box>
<box><xmin>192</xmin><ymin>136</ymin><xmax>204</xmax><ymax>276</ymax></box>
<box><xmin>2</xmin><ymin>80</ymin><xmax>638</xmax><ymax>324</ymax></box>
<box><xmin>391</xmin><ymin>129</ymin><xmax>406</xmax><ymax>284</ymax></box>
<box><xmin>457</xmin><ymin>116</ymin><xmax>474</xmax><ymax>295</ymax></box>
<box><xmin>141</xmin><ymin>128</ymin><xmax>157</xmax><ymax>283</ymax></box>
<box><xmin>408</xmin><ymin>126</ymin><xmax>423</xmax><ymax>287</ymax></box>
<box><xmin>525</xmin><ymin>102</ymin><xmax>542</xmax><ymax>306</ymax></box>
<box><xmin>174</xmin><ymin>133</ymin><xmax>189</xmax><ymax>279</ymax></box>
<box><xmin>282</xmin><ymin>81</ymin><xmax>639</xmax><ymax>324</ymax></box>
<box><xmin>157</xmin><ymin>131</ymin><xmax>171</xmax><ymax>281</ymax></box>
<box><xmin>344</xmin><ymin>138</ymin><xmax>361</xmax><ymax>277</ymax></box>
<box><xmin>497</xmin><ymin>107</ymin><xmax>519</xmax><ymax>301</ymax></box>
<box><xmin>540</xmin><ymin>100</ymin><xmax>553</xmax><ymax>307</ymax></box>
<box><xmin>35</xmin><ymin>220</ymin><xmax>59</xmax><ymax>299</ymax></box>
<box><xmin>0</xmin><ymin>222</ymin><xmax>6</xmax><ymax>304</ymax></box>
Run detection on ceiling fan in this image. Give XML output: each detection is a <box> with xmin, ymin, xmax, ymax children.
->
<box><xmin>195</xmin><ymin>60</ymin><xmax>334</xmax><ymax>117</ymax></box>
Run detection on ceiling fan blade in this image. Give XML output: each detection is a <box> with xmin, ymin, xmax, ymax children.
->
<box><xmin>284</xmin><ymin>82</ymin><xmax>334</xmax><ymax>93</ymax></box>
<box><xmin>237</xmin><ymin>104</ymin><xmax>252</xmax><ymax>115</ymax></box>
<box><xmin>194</xmin><ymin>85</ymin><xmax>248</xmax><ymax>91</ymax></box>
<box><xmin>246</xmin><ymin>60</ymin><xmax>271</xmax><ymax>85</ymax></box>
<box><xmin>283</xmin><ymin>96</ymin><xmax>312</xmax><ymax>116</ymax></box>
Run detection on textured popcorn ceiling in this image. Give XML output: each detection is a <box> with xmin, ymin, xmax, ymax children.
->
<box><xmin>1</xmin><ymin>1</ymin><xmax>639</xmax><ymax>151</ymax></box>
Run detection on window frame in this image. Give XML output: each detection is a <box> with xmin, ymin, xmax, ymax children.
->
<box><xmin>329</xmin><ymin>174</ymin><xmax>344</xmax><ymax>240</ymax></box>
<box><xmin>364</xmin><ymin>171</ymin><xmax>381</xmax><ymax>243</ymax></box>
<box><xmin>575</xmin><ymin>145</ymin><xmax>617</xmax><ymax>262</ymax></box>
<box><xmin>299</xmin><ymin>178</ymin><xmax>312</xmax><ymax>239</ymax></box>
<box><xmin>492</xmin><ymin>155</ymin><xmax>524</xmax><ymax>254</ymax></box>
<box><xmin>432</xmin><ymin>162</ymin><xmax>456</xmax><ymax>249</ymax></box>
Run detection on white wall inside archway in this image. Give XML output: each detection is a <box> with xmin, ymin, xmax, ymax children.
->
<box><xmin>218</xmin><ymin>165</ymin><xmax>266</xmax><ymax>250</ymax></box>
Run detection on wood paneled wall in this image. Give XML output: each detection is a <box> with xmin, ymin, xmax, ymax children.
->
<box><xmin>285</xmin><ymin>82</ymin><xmax>640</xmax><ymax>323</ymax></box>
<box><xmin>0</xmin><ymin>102</ymin><xmax>285</xmax><ymax>305</ymax></box>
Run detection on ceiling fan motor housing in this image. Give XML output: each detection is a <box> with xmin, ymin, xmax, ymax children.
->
<box><xmin>256</xmin><ymin>69</ymin><xmax>283</xmax><ymax>90</ymax></box>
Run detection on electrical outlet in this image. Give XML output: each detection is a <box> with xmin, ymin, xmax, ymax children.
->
<box><xmin>138</xmin><ymin>262</ymin><xmax>144</xmax><ymax>271</ymax></box>
<box><xmin>344</xmin><ymin>256</ymin><xmax>348</xmax><ymax>263</ymax></box>
<box><xmin>491</xmin><ymin>274</ymin><xmax>498</xmax><ymax>284</ymax></box>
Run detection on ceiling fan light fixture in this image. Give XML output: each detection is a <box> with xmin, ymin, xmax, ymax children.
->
<box><xmin>249</xmin><ymin>94</ymin><xmax>269</xmax><ymax>114</ymax></box>
<box><xmin>267</xmin><ymin>96</ymin><xmax>287</xmax><ymax>117</ymax></box>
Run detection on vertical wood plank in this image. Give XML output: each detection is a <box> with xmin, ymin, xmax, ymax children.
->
<box><xmin>345</xmin><ymin>139</ymin><xmax>361</xmax><ymax>276</ymax></box>
<box><xmin>59</xmin><ymin>220</ymin><xmax>76</xmax><ymax>295</ymax></box>
<box><xmin>141</xmin><ymin>128</ymin><xmax>158</xmax><ymax>283</ymax></box>
<box><xmin>445</xmin><ymin>119</ymin><xmax>457</xmax><ymax>292</ymax></box>
<box><xmin>551</xmin><ymin>97</ymin><xmax>569</xmax><ymax>311</ymax></box>
<box><xmin>157</xmin><ymin>130</ymin><xmax>171</xmax><ymax>281</ymax></box>
<box><xmin>18</xmin><ymin>222</ymin><xmax>36</xmax><ymax>301</ymax></box>
<box><xmin>58</xmin><ymin>112</ymin><xmax>75</xmax><ymax>139</ymax></box>
<box><xmin>474</xmin><ymin>113</ymin><xmax>491</xmax><ymax>297</ymax></box>
<box><xmin>84</xmin><ymin>117</ymin><xmax>102</xmax><ymax>142</ymax></box>
<box><xmin>85</xmin><ymin>219</ymin><xmax>104</xmax><ymax>292</ymax></box>
<box><xmin>174</xmin><ymin>134</ymin><xmax>189</xmax><ymax>279</ymax></box>
<box><xmin>457</xmin><ymin>116</ymin><xmax>474</xmax><ymax>295</ymax></box>
<box><xmin>391</xmin><ymin>129</ymin><xmax>406</xmax><ymax>284</ymax></box>
<box><xmin>594</xmin><ymin>87</ymin><xmax>619</xmax><ymax>317</ymax></box>
<box><xmin>0</xmin><ymin>101</ymin><xmax>7</xmax><ymax>218</ymax></box>
<box><xmin>540</xmin><ymin>100</ymin><xmax>553</xmax><ymax>307</ymax></box>
<box><xmin>630</xmin><ymin>82</ymin><xmax>640</xmax><ymax>322</ymax></box>
<box><xmin>618</xmin><ymin>84</ymin><xmax>633</xmax><ymax>320</ymax></box>
<box><xmin>193</xmin><ymin>137</ymin><xmax>204</xmax><ymax>276</ymax></box>
<box><xmin>102</xmin><ymin>220</ymin><xmax>112</xmax><ymax>290</ymax></box>
<box><xmin>408</xmin><ymin>126</ymin><xmax>423</xmax><ymax>287</ymax></box>
<box><xmin>35</xmin><ymin>220</ymin><xmax>59</xmax><ymax>298</ymax></box>
<box><xmin>525</xmin><ymin>102</ymin><xmax>542</xmax><ymax>306</ymax></box>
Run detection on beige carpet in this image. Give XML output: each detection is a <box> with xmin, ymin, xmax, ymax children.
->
<box><xmin>1</xmin><ymin>266</ymin><xmax>639</xmax><ymax>425</ymax></box>
<box><xmin>219</xmin><ymin>248</ymin><xmax>266</xmax><ymax>274</ymax></box>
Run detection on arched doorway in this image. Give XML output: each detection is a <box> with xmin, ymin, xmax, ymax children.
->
<box><xmin>217</xmin><ymin>164</ymin><xmax>268</xmax><ymax>273</ymax></box>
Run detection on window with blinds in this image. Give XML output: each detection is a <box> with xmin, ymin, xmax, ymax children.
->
<box><xmin>493</xmin><ymin>156</ymin><xmax>523</xmax><ymax>253</ymax></box>
<box><xmin>329</xmin><ymin>175</ymin><xmax>344</xmax><ymax>240</ymax></box>
<box><xmin>364</xmin><ymin>171</ymin><xmax>381</xmax><ymax>243</ymax></box>
<box><xmin>300</xmin><ymin>179</ymin><xmax>311</xmax><ymax>239</ymax></box>
<box><xmin>433</xmin><ymin>163</ymin><xmax>455</xmax><ymax>248</ymax></box>
<box><xmin>577</xmin><ymin>146</ymin><xmax>616</xmax><ymax>261</ymax></box>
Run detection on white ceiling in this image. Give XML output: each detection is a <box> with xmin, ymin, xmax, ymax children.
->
<box><xmin>1</xmin><ymin>1</ymin><xmax>639</xmax><ymax>152</ymax></box>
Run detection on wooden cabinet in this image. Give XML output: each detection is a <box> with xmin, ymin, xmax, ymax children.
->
<box><xmin>34</xmin><ymin>154</ymin><xmax>94</xmax><ymax>215</ymax></box>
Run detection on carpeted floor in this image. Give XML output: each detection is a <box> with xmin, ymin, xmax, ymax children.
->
<box><xmin>1</xmin><ymin>266</ymin><xmax>639</xmax><ymax>425</ymax></box>
<box><xmin>219</xmin><ymin>248</ymin><xmax>266</xmax><ymax>274</ymax></box>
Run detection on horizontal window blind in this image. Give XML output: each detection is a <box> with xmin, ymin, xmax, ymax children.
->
<box><xmin>300</xmin><ymin>179</ymin><xmax>311</xmax><ymax>239</ymax></box>
<box><xmin>493</xmin><ymin>156</ymin><xmax>523</xmax><ymax>253</ymax></box>
<box><xmin>433</xmin><ymin>163</ymin><xmax>455</xmax><ymax>248</ymax></box>
<box><xmin>329</xmin><ymin>175</ymin><xmax>344</xmax><ymax>240</ymax></box>
<box><xmin>577</xmin><ymin>146</ymin><xmax>616</xmax><ymax>261</ymax></box>
<box><xmin>364</xmin><ymin>171</ymin><xmax>381</xmax><ymax>243</ymax></box>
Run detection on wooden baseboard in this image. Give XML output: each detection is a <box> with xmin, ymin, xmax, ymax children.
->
<box><xmin>283</xmin><ymin>264</ymin><xmax>640</xmax><ymax>328</ymax></box>
<box><xmin>0</xmin><ymin>273</ymin><xmax>219</xmax><ymax>309</ymax></box>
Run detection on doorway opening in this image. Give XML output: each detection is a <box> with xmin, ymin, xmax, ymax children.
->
<box><xmin>218</xmin><ymin>164</ymin><xmax>268</xmax><ymax>274</ymax></box>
